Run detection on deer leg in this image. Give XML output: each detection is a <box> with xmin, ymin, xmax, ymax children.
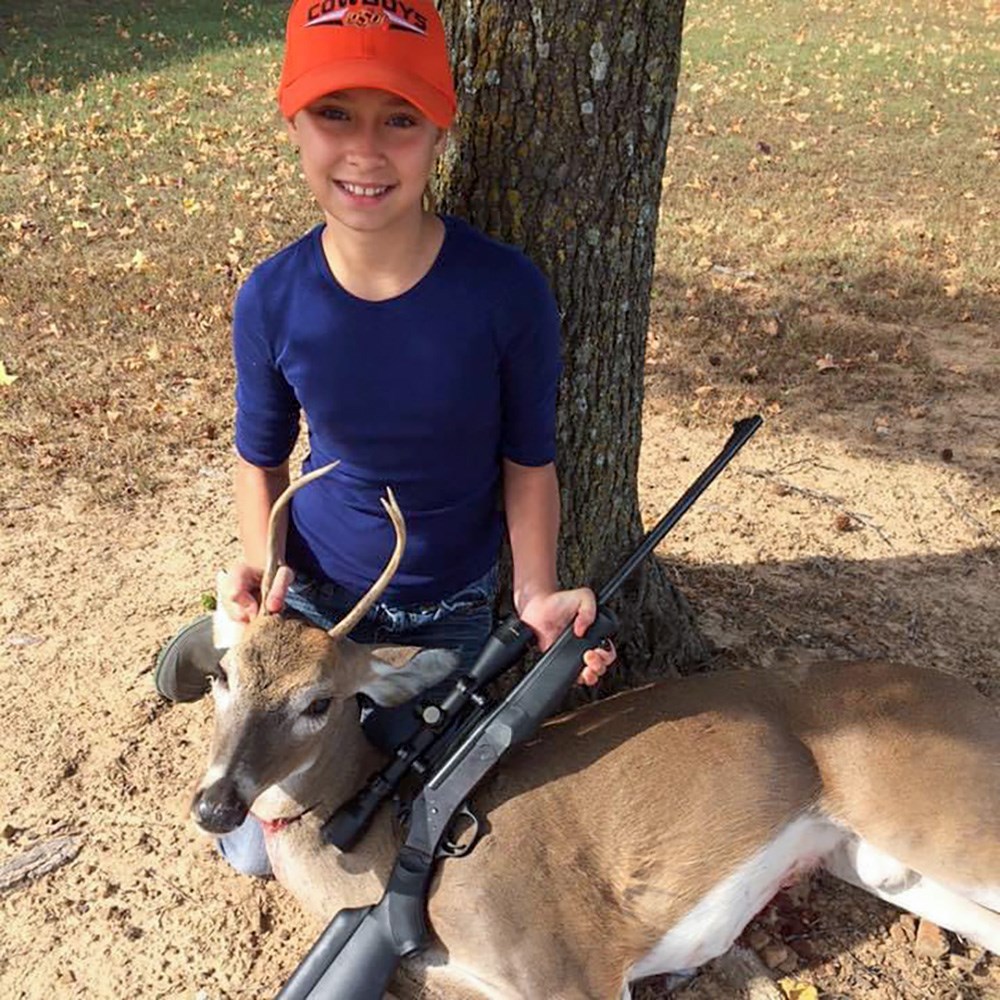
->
<box><xmin>825</xmin><ymin>838</ymin><xmax>1000</xmax><ymax>954</ymax></box>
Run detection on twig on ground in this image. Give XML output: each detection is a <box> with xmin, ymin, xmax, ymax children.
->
<box><xmin>774</xmin><ymin>457</ymin><xmax>836</xmax><ymax>476</ymax></box>
<box><xmin>842</xmin><ymin>510</ymin><xmax>894</xmax><ymax>549</ymax></box>
<box><xmin>0</xmin><ymin>835</ymin><xmax>83</xmax><ymax>893</ymax></box>
<box><xmin>741</xmin><ymin>466</ymin><xmax>845</xmax><ymax>505</ymax></box>
<box><xmin>144</xmin><ymin>865</ymin><xmax>198</xmax><ymax>904</ymax></box>
<box><xmin>739</xmin><ymin>468</ymin><xmax>894</xmax><ymax>549</ymax></box>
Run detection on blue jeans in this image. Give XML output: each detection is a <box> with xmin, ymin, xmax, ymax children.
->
<box><xmin>219</xmin><ymin>565</ymin><xmax>498</xmax><ymax>877</ymax></box>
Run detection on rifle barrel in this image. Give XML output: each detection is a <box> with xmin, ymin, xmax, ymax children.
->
<box><xmin>597</xmin><ymin>415</ymin><xmax>762</xmax><ymax>605</ymax></box>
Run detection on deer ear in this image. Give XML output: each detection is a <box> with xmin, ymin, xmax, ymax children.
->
<box><xmin>212</xmin><ymin>605</ymin><xmax>246</xmax><ymax>649</ymax></box>
<box><xmin>211</xmin><ymin>570</ymin><xmax>246</xmax><ymax>648</ymax></box>
<box><xmin>357</xmin><ymin>646</ymin><xmax>460</xmax><ymax>707</ymax></box>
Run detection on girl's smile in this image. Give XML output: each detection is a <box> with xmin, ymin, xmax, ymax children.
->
<box><xmin>333</xmin><ymin>180</ymin><xmax>396</xmax><ymax>204</ymax></box>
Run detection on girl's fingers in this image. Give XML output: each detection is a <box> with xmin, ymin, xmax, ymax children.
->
<box><xmin>573</xmin><ymin>588</ymin><xmax>597</xmax><ymax>636</ymax></box>
<box><xmin>267</xmin><ymin>565</ymin><xmax>295</xmax><ymax>612</ymax></box>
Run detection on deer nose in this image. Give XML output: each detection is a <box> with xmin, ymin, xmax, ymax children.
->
<box><xmin>192</xmin><ymin>780</ymin><xmax>249</xmax><ymax>834</ymax></box>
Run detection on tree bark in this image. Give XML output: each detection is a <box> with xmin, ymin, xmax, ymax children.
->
<box><xmin>438</xmin><ymin>0</ymin><xmax>708</xmax><ymax>691</ymax></box>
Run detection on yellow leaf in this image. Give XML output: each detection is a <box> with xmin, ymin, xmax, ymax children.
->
<box><xmin>778</xmin><ymin>979</ymin><xmax>818</xmax><ymax>1000</ymax></box>
<box><xmin>0</xmin><ymin>360</ymin><xmax>17</xmax><ymax>387</ymax></box>
<box><xmin>127</xmin><ymin>249</ymin><xmax>150</xmax><ymax>272</ymax></box>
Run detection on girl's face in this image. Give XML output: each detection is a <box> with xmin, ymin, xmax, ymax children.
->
<box><xmin>287</xmin><ymin>88</ymin><xmax>446</xmax><ymax>236</ymax></box>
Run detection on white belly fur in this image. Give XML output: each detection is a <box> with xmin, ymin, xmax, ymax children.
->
<box><xmin>628</xmin><ymin>813</ymin><xmax>845</xmax><ymax>980</ymax></box>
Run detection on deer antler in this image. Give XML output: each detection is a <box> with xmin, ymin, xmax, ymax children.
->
<box><xmin>260</xmin><ymin>461</ymin><xmax>340</xmax><ymax>616</ymax></box>
<box><xmin>327</xmin><ymin>488</ymin><xmax>406</xmax><ymax>641</ymax></box>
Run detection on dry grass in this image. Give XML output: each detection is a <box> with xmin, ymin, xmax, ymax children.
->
<box><xmin>649</xmin><ymin>0</ymin><xmax>999</xmax><ymax>428</ymax></box>
<box><xmin>1</xmin><ymin>0</ymin><xmax>997</xmax><ymax>505</ymax></box>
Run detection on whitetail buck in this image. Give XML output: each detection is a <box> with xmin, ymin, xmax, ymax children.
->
<box><xmin>192</xmin><ymin>470</ymin><xmax>1000</xmax><ymax>999</ymax></box>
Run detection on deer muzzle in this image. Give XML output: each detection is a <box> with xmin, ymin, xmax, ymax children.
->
<box><xmin>192</xmin><ymin>778</ymin><xmax>250</xmax><ymax>835</ymax></box>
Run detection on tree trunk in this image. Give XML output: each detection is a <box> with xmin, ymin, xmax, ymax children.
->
<box><xmin>438</xmin><ymin>0</ymin><xmax>709</xmax><ymax>692</ymax></box>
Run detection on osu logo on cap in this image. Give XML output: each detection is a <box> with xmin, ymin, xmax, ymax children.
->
<box><xmin>306</xmin><ymin>1</ymin><xmax>429</xmax><ymax>35</ymax></box>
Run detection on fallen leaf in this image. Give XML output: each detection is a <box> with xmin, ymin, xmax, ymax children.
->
<box><xmin>815</xmin><ymin>354</ymin><xmax>839</xmax><ymax>371</ymax></box>
<box><xmin>0</xmin><ymin>361</ymin><xmax>17</xmax><ymax>387</ymax></box>
<box><xmin>124</xmin><ymin>249</ymin><xmax>150</xmax><ymax>272</ymax></box>
<box><xmin>834</xmin><ymin>512</ymin><xmax>857</xmax><ymax>532</ymax></box>
<box><xmin>778</xmin><ymin>978</ymin><xmax>819</xmax><ymax>1000</ymax></box>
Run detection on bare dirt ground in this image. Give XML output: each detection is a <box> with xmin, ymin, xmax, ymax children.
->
<box><xmin>1</xmin><ymin>311</ymin><xmax>997</xmax><ymax>998</ymax></box>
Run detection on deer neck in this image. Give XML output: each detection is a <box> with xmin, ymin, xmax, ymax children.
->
<box><xmin>254</xmin><ymin>716</ymin><xmax>403</xmax><ymax>917</ymax></box>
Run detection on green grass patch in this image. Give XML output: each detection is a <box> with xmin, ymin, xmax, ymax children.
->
<box><xmin>0</xmin><ymin>0</ymin><xmax>285</xmax><ymax>100</ymax></box>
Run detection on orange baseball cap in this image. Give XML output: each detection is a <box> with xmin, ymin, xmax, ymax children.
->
<box><xmin>278</xmin><ymin>0</ymin><xmax>457</xmax><ymax>127</ymax></box>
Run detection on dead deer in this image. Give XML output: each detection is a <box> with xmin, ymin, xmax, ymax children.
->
<box><xmin>192</xmin><ymin>472</ymin><xmax>1000</xmax><ymax>999</ymax></box>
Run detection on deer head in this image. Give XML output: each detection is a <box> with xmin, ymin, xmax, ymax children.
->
<box><xmin>191</xmin><ymin>466</ymin><xmax>457</xmax><ymax>835</ymax></box>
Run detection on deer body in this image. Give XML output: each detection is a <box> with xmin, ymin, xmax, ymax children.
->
<box><xmin>192</xmin><ymin>478</ymin><xmax>999</xmax><ymax>997</ymax></box>
<box><xmin>195</xmin><ymin>618</ymin><xmax>1000</xmax><ymax>999</ymax></box>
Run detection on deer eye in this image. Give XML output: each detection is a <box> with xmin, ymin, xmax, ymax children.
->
<box><xmin>213</xmin><ymin>662</ymin><xmax>229</xmax><ymax>687</ymax></box>
<box><xmin>303</xmin><ymin>697</ymin><xmax>332</xmax><ymax>718</ymax></box>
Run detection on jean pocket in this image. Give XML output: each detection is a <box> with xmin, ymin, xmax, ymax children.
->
<box><xmin>439</xmin><ymin>565</ymin><xmax>499</xmax><ymax>616</ymax></box>
<box><xmin>287</xmin><ymin>576</ymin><xmax>319</xmax><ymax>603</ymax></box>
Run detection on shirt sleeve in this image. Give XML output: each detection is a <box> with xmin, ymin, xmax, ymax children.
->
<box><xmin>232</xmin><ymin>274</ymin><xmax>300</xmax><ymax>467</ymax></box>
<box><xmin>498</xmin><ymin>257</ymin><xmax>563</xmax><ymax>466</ymax></box>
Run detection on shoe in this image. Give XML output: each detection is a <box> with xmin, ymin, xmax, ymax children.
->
<box><xmin>154</xmin><ymin>614</ymin><xmax>219</xmax><ymax>702</ymax></box>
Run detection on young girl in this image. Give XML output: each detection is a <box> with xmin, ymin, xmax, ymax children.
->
<box><xmin>156</xmin><ymin>0</ymin><xmax>615</xmax><ymax>874</ymax></box>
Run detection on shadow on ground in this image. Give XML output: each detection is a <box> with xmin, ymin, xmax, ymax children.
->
<box><xmin>646</xmin><ymin>262</ymin><xmax>999</xmax><ymax>490</ymax></box>
<box><xmin>0</xmin><ymin>0</ymin><xmax>285</xmax><ymax>99</ymax></box>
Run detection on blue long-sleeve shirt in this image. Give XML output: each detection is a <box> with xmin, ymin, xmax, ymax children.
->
<box><xmin>233</xmin><ymin>215</ymin><xmax>562</xmax><ymax>604</ymax></box>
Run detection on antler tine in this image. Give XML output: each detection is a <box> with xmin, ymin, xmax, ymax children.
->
<box><xmin>260</xmin><ymin>461</ymin><xmax>340</xmax><ymax>617</ymax></box>
<box><xmin>328</xmin><ymin>487</ymin><xmax>407</xmax><ymax>641</ymax></box>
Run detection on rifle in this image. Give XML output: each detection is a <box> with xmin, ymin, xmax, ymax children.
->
<box><xmin>276</xmin><ymin>415</ymin><xmax>763</xmax><ymax>1000</ymax></box>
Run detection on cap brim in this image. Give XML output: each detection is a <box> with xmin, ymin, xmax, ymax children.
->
<box><xmin>279</xmin><ymin>61</ymin><xmax>455</xmax><ymax>127</ymax></box>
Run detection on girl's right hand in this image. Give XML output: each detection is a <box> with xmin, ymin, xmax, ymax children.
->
<box><xmin>220</xmin><ymin>562</ymin><xmax>295</xmax><ymax>622</ymax></box>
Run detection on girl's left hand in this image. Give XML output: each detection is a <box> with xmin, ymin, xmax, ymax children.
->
<box><xmin>518</xmin><ymin>587</ymin><xmax>617</xmax><ymax>686</ymax></box>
